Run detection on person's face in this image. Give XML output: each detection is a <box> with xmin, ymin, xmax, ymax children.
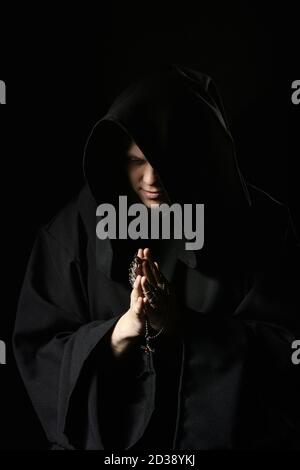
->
<box><xmin>126</xmin><ymin>141</ymin><xmax>168</xmax><ymax>207</ymax></box>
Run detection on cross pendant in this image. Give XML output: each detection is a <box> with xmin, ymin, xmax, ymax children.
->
<box><xmin>140</xmin><ymin>344</ymin><xmax>155</xmax><ymax>354</ymax></box>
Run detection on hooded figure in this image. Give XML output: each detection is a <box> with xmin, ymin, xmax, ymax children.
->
<box><xmin>14</xmin><ymin>65</ymin><xmax>300</xmax><ymax>450</ymax></box>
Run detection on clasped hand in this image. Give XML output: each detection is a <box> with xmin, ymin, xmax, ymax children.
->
<box><xmin>131</xmin><ymin>248</ymin><xmax>171</xmax><ymax>331</ymax></box>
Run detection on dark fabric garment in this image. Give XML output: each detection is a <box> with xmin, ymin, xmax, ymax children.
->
<box><xmin>98</xmin><ymin>326</ymin><xmax>182</xmax><ymax>451</ymax></box>
<box><xmin>13</xmin><ymin>65</ymin><xmax>300</xmax><ymax>450</ymax></box>
<box><xmin>129</xmin><ymin>333</ymin><xmax>182</xmax><ymax>450</ymax></box>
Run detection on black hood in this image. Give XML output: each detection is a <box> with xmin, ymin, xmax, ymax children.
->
<box><xmin>83</xmin><ymin>64</ymin><xmax>251</xmax><ymax>209</ymax></box>
<box><xmin>82</xmin><ymin>65</ymin><xmax>254</xmax><ymax>278</ymax></box>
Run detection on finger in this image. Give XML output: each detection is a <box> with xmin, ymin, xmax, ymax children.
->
<box><xmin>153</xmin><ymin>260</ymin><xmax>163</xmax><ymax>277</ymax></box>
<box><xmin>145</xmin><ymin>261</ymin><xmax>156</xmax><ymax>286</ymax></box>
<box><xmin>141</xmin><ymin>275</ymin><xmax>147</xmax><ymax>291</ymax></box>
<box><xmin>142</xmin><ymin>248</ymin><xmax>160</xmax><ymax>284</ymax></box>
<box><xmin>135</xmin><ymin>274</ymin><xmax>143</xmax><ymax>297</ymax></box>
<box><xmin>152</xmin><ymin>260</ymin><xmax>165</xmax><ymax>284</ymax></box>
<box><xmin>148</xmin><ymin>258</ymin><xmax>160</xmax><ymax>285</ymax></box>
<box><xmin>144</xmin><ymin>295</ymin><xmax>156</xmax><ymax>317</ymax></box>
<box><xmin>134</xmin><ymin>249</ymin><xmax>143</xmax><ymax>276</ymax></box>
<box><xmin>141</xmin><ymin>276</ymin><xmax>153</xmax><ymax>307</ymax></box>
<box><xmin>131</xmin><ymin>274</ymin><xmax>141</xmax><ymax>301</ymax></box>
<box><xmin>141</xmin><ymin>276</ymin><xmax>150</xmax><ymax>299</ymax></box>
<box><xmin>142</xmin><ymin>296</ymin><xmax>151</xmax><ymax>315</ymax></box>
<box><xmin>142</xmin><ymin>276</ymin><xmax>159</xmax><ymax>311</ymax></box>
<box><xmin>134</xmin><ymin>274</ymin><xmax>141</xmax><ymax>289</ymax></box>
<box><xmin>143</xmin><ymin>260</ymin><xmax>157</xmax><ymax>286</ymax></box>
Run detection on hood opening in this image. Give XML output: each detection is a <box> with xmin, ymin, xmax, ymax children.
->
<box><xmin>82</xmin><ymin>65</ymin><xmax>253</xmax><ymax>277</ymax></box>
<box><xmin>83</xmin><ymin>65</ymin><xmax>251</xmax><ymax>210</ymax></box>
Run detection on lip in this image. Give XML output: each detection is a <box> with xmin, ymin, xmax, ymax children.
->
<box><xmin>141</xmin><ymin>189</ymin><xmax>163</xmax><ymax>199</ymax></box>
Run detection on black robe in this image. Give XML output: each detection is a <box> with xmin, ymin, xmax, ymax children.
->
<box><xmin>14</xmin><ymin>65</ymin><xmax>300</xmax><ymax>450</ymax></box>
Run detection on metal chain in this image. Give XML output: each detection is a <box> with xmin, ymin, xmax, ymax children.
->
<box><xmin>145</xmin><ymin>315</ymin><xmax>166</xmax><ymax>340</ymax></box>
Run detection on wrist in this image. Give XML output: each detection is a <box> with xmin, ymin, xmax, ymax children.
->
<box><xmin>110</xmin><ymin>312</ymin><xmax>137</xmax><ymax>354</ymax></box>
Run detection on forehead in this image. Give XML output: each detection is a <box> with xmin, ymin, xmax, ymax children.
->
<box><xmin>127</xmin><ymin>141</ymin><xmax>146</xmax><ymax>159</ymax></box>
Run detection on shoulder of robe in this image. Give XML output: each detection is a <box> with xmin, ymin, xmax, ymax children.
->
<box><xmin>38</xmin><ymin>186</ymin><xmax>90</xmax><ymax>264</ymax></box>
<box><xmin>246</xmin><ymin>182</ymin><xmax>290</xmax><ymax>234</ymax></box>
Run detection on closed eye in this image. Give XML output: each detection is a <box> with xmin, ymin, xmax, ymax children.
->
<box><xmin>128</xmin><ymin>157</ymin><xmax>145</xmax><ymax>164</ymax></box>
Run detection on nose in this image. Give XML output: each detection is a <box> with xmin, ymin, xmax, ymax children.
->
<box><xmin>143</xmin><ymin>163</ymin><xmax>159</xmax><ymax>186</ymax></box>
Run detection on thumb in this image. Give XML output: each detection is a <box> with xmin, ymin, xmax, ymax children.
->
<box><xmin>133</xmin><ymin>296</ymin><xmax>144</xmax><ymax>316</ymax></box>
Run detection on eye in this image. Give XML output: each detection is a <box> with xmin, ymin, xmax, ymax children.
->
<box><xmin>128</xmin><ymin>157</ymin><xmax>144</xmax><ymax>164</ymax></box>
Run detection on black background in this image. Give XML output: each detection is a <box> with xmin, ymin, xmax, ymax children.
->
<box><xmin>0</xmin><ymin>3</ymin><xmax>299</xmax><ymax>449</ymax></box>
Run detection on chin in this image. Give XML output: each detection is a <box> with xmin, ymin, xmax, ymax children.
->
<box><xmin>144</xmin><ymin>199</ymin><xmax>164</xmax><ymax>208</ymax></box>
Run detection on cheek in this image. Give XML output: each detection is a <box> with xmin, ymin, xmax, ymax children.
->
<box><xmin>128</xmin><ymin>166</ymin><xmax>142</xmax><ymax>187</ymax></box>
